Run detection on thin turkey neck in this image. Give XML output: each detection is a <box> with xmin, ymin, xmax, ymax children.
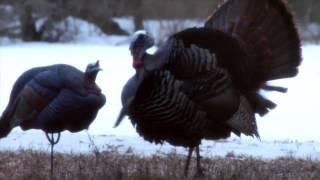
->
<box><xmin>135</xmin><ymin>67</ymin><xmax>144</xmax><ymax>79</ymax></box>
<box><xmin>84</xmin><ymin>74</ymin><xmax>97</xmax><ymax>88</ymax></box>
<box><xmin>84</xmin><ymin>73</ymin><xmax>97</xmax><ymax>82</ymax></box>
<box><xmin>84</xmin><ymin>75</ymin><xmax>101</xmax><ymax>94</ymax></box>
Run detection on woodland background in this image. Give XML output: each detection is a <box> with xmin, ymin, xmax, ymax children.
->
<box><xmin>0</xmin><ymin>0</ymin><xmax>319</xmax><ymax>43</ymax></box>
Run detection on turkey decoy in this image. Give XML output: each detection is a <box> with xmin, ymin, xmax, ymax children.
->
<box><xmin>115</xmin><ymin>0</ymin><xmax>302</xmax><ymax>177</ymax></box>
<box><xmin>0</xmin><ymin>60</ymin><xmax>106</xmax><ymax>179</ymax></box>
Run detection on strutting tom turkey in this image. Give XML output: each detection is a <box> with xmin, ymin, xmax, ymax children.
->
<box><xmin>0</xmin><ymin>60</ymin><xmax>106</xmax><ymax>178</ymax></box>
<box><xmin>115</xmin><ymin>0</ymin><xmax>302</xmax><ymax>176</ymax></box>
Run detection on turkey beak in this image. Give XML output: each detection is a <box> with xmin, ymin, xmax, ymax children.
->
<box><xmin>94</xmin><ymin>60</ymin><xmax>103</xmax><ymax>72</ymax></box>
<box><xmin>96</xmin><ymin>67</ymin><xmax>103</xmax><ymax>72</ymax></box>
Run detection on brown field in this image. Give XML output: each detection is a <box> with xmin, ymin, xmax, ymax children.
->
<box><xmin>0</xmin><ymin>147</ymin><xmax>319</xmax><ymax>180</ymax></box>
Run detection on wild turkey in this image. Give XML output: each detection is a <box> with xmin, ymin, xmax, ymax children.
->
<box><xmin>115</xmin><ymin>0</ymin><xmax>301</xmax><ymax>176</ymax></box>
<box><xmin>0</xmin><ymin>60</ymin><xmax>106</xmax><ymax>178</ymax></box>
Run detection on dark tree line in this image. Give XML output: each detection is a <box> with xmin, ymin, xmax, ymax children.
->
<box><xmin>0</xmin><ymin>0</ymin><xmax>130</xmax><ymax>42</ymax></box>
<box><xmin>0</xmin><ymin>0</ymin><xmax>319</xmax><ymax>43</ymax></box>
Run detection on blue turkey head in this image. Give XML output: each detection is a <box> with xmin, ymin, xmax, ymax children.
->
<box><xmin>130</xmin><ymin>30</ymin><xmax>155</xmax><ymax>68</ymax></box>
<box><xmin>85</xmin><ymin>60</ymin><xmax>102</xmax><ymax>81</ymax></box>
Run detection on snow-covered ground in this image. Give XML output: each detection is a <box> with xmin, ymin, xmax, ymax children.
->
<box><xmin>0</xmin><ymin>43</ymin><xmax>319</xmax><ymax>159</ymax></box>
<box><xmin>1</xmin><ymin>131</ymin><xmax>320</xmax><ymax>160</ymax></box>
<box><xmin>0</xmin><ymin>17</ymin><xmax>320</xmax><ymax>159</ymax></box>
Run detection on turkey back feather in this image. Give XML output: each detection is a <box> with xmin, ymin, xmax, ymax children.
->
<box><xmin>32</xmin><ymin>89</ymin><xmax>104</xmax><ymax>133</ymax></box>
<box><xmin>171</xmin><ymin>28</ymin><xmax>249</xmax><ymax>89</ymax></box>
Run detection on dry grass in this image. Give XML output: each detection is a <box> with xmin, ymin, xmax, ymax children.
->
<box><xmin>0</xmin><ymin>147</ymin><xmax>319</xmax><ymax>180</ymax></box>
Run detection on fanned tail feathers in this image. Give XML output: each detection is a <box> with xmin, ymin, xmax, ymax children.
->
<box><xmin>205</xmin><ymin>0</ymin><xmax>302</xmax><ymax>116</ymax></box>
<box><xmin>205</xmin><ymin>0</ymin><xmax>301</xmax><ymax>86</ymax></box>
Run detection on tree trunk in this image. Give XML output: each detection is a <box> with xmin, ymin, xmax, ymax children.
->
<box><xmin>20</xmin><ymin>4</ymin><xmax>41</xmax><ymax>41</ymax></box>
<box><xmin>133</xmin><ymin>0</ymin><xmax>144</xmax><ymax>31</ymax></box>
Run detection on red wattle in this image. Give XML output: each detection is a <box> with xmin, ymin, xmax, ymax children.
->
<box><xmin>84</xmin><ymin>76</ymin><xmax>101</xmax><ymax>95</ymax></box>
<box><xmin>133</xmin><ymin>58</ymin><xmax>143</xmax><ymax>68</ymax></box>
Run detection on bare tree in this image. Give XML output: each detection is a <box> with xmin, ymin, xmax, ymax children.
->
<box><xmin>133</xmin><ymin>0</ymin><xmax>144</xmax><ymax>31</ymax></box>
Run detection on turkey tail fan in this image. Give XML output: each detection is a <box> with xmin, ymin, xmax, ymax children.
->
<box><xmin>204</xmin><ymin>0</ymin><xmax>301</xmax><ymax>116</ymax></box>
<box><xmin>205</xmin><ymin>0</ymin><xmax>302</xmax><ymax>89</ymax></box>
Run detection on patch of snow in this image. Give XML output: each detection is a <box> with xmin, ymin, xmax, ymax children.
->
<box><xmin>0</xmin><ymin>16</ymin><xmax>131</xmax><ymax>46</ymax></box>
<box><xmin>0</xmin><ymin>4</ymin><xmax>14</xmax><ymax>13</ymax></box>
<box><xmin>307</xmin><ymin>23</ymin><xmax>320</xmax><ymax>35</ymax></box>
<box><xmin>0</xmin><ymin>17</ymin><xmax>205</xmax><ymax>46</ymax></box>
<box><xmin>144</xmin><ymin>19</ymin><xmax>203</xmax><ymax>44</ymax></box>
<box><xmin>113</xmin><ymin>17</ymin><xmax>135</xmax><ymax>34</ymax></box>
<box><xmin>40</xmin><ymin>16</ymin><xmax>130</xmax><ymax>45</ymax></box>
<box><xmin>0</xmin><ymin>37</ymin><xmax>22</xmax><ymax>45</ymax></box>
<box><xmin>59</xmin><ymin>17</ymin><xmax>203</xmax><ymax>44</ymax></box>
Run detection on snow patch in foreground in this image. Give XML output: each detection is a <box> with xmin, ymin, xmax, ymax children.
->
<box><xmin>0</xmin><ymin>130</ymin><xmax>319</xmax><ymax>160</ymax></box>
